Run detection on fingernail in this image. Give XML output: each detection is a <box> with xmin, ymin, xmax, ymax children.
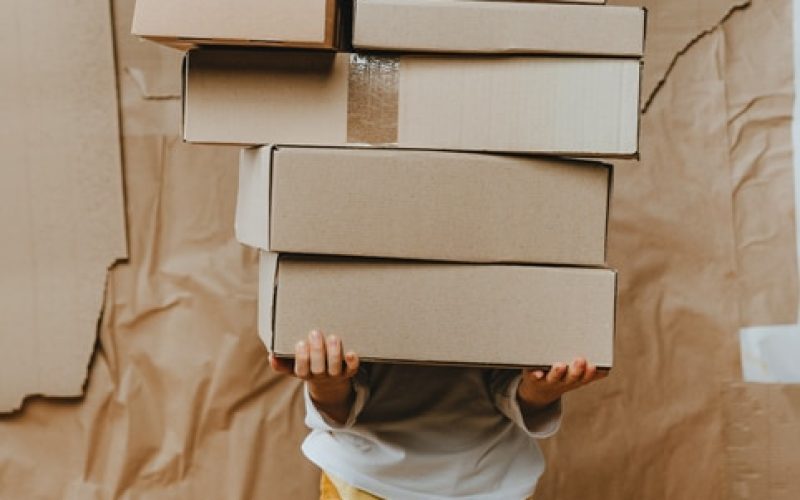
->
<box><xmin>328</xmin><ymin>334</ymin><xmax>338</xmax><ymax>345</ymax></box>
<box><xmin>310</xmin><ymin>330</ymin><xmax>321</xmax><ymax>344</ymax></box>
<box><xmin>296</xmin><ymin>340</ymin><xmax>306</xmax><ymax>349</ymax></box>
<box><xmin>534</xmin><ymin>371</ymin><xmax>545</xmax><ymax>379</ymax></box>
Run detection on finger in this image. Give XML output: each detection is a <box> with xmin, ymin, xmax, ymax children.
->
<box><xmin>523</xmin><ymin>368</ymin><xmax>546</xmax><ymax>380</ymax></box>
<box><xmin>294</xmin><ymin>341</ymin><xmax>310</xmax><ymax>379</ymax></box>
<box><xmin>269</xmin><ymin>353</ymin><xmax>293</xmax><ymax>374</ymax></box>
<box><xmin>309</xmin><ymin>330</ymin><xmax>326</xmax><ymax>375</ymax></box>
<box><xmin>343</xmin><ymin>351</ymin><xmax>360</xmax><ymax>378</ymax></box>
<box><xmin>582</xmin><ymin>363</ymin><xmax>598</xmax><ymax>383</ymax></box>
<box><xmin>566</xmin><ymin>358</ymin><xmax>587</xmax><ymax>385</ymax></box>
<box><xmin>326</xmin><ymin>334</ymin><xmax>342</xmax><ymax>376</ymax></box>
<box><xmin>546</xmin><ymin>363</ymin><xmax>567</xmax><ymax>383</ymax></box>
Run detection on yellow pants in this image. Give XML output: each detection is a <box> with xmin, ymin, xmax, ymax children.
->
<box><xmin>319</xmin><ymin>472</ymin><xmax>536</xmax><ymax>500</ymax></box>
<box><xmin>320</xmin><ymin>472</ymin><xmax>382</xmax><ymax>500</ymax></box>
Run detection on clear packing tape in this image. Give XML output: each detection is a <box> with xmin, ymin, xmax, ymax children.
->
<box><xmin>346</xmin><ymin>54</ymin><xmax>400</xmax><ymax>144</ymax></box>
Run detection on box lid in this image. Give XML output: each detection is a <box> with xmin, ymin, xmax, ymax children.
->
<box><xmin>133</xmin><ymin>0</ymin><xmax>339</xmax><ymax>49</ymax></box>
<box><xmin>353</xmin><ymin>0</ymin><xmax>645</xmax><ymax>57</ymax></box>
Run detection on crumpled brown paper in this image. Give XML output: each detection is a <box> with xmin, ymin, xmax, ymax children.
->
<box><xmin>724</xmin><ymin>383</ymin><xmax>800</xmax><ymax>500</ymax></box>
<box><xmin>0</xmin><ymin>0</ymin><xmax>796</xmax><ymax>498</ymax></box>
<box><xmin>535</xmin><ymin>0</ymin><xmax>796</xmax><ymax>498</ymax></box>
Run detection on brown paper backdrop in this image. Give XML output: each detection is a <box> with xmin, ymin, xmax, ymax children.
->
<box><xmin>0</xmin><ymin>0</ymin><xmax>796</xmax><ymax>499</ymax></box>
<box><xmin>724</xmin><ymin>383</ymin><xmax>800</xmax><ymax>499</ymax></box>
<box><xmin>536</xmin><ymin>0</ymin><xmax>795</xmax><ymax>499</ymax></box>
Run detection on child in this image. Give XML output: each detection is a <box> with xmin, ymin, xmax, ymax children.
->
<box><xmin>271</xmin><ymin>330</ymin><xmax>606</xmax><ymax>499</ymax></box>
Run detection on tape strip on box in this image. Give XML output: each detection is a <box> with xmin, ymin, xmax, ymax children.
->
<box><xmin>346</xmin><ymin>54</ymin><xmax>400</xmax><ymax>144</ymax></box>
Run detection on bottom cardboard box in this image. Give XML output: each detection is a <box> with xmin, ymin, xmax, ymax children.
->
<box><xmin>259</xmin><ymin>253</ymin><xmax>616</xmax><ymax>369</ymax></box>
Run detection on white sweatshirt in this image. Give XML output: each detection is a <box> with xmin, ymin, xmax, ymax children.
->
<box><xmin>302</xmin><ymin>364</ymin><xmax>561</xmax><ymax>500</ymax></box>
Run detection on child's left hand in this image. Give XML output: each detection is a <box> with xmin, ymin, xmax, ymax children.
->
<box><xmin>517</xmin><ymin>357</ymin><xmax>607</xmax><ymax>410</ymax></box>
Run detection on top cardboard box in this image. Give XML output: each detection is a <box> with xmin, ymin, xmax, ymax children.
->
<box><xmin>132</xmin><ymin>0</ymin><xmax>340</xmax><ymax>50</ymax></box>
<box><xmin>353</xmin><ymin>0</ymin><xmax>645</xmax><ymax>57</ymax></box>
<box><xmin>183</xmin><ymin>49</ymin><xmax>641</xmax><ymax>157</ymax></box>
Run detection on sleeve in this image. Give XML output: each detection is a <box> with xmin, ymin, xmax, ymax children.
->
<box><xmin>304</xmin><ymin>366</ymin><xmax>371</xmax><ymax>430</ymax></box>
<box><xmin>488</xmin><ymin>369</ymin><xmax>562</xmax><ymax>439</ymax></box>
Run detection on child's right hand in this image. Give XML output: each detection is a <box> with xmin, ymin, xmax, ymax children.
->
<box><xmin>269</xmin><ymin>330</ymin><xmax>360</xmax><ymax>424</ymax></box>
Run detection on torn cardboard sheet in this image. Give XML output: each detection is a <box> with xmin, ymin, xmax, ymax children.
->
<box><xmin>613</xmin><ymin>0</ymin><xmax>751</xmax><ymax>107</ymax></box>
<box><xmin>724</xmin><ymin>383</ymin><xmax>800</xmax><ymax>500</ymax></box>
<box><xmin>0</xmin><ymin>0</ymin><xmax>127</xmax><ymax>412</ymax></box>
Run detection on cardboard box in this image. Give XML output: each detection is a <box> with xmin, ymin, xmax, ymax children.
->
<box><xmin>259</xmin><ymin>253</ymin><xmax>616</xmax><ymax>368</ymax></box>
<box><xmin>353</xmin><ymin>0</ymin><xmax>645</xmax><ymax>57</ymax></box>
<box><xmin>183</xmin><ymin>49</ymin><xmax>641</xmax><ymax>157</ymax></box>
<box><xmin>236</xmin><ymin>146</ymin><xmax>612</xmax><ymax>266</ymax></box>
<box><xmin>132</xmin><ymin>0</ymin><xmax>340</xmax><ymax>50</ymax></box>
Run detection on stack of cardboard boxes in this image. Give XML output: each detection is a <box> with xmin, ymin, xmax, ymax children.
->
<box><xmin>133</xmin><ymin>0</ymin><xmax>646</xmax><ymax>369</ymax></box>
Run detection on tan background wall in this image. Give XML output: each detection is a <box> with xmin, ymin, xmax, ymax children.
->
<box><xmin>0</xmin><ymin>1</ymin><xmax>796</xmax><ymax>499</ymax></box>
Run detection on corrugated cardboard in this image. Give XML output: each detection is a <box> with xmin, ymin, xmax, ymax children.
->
<box><xmin>353</xmin><ymin>0</ymin><xmax>645</xmax><ymax>56</ymax></box>
<box><xmin>132</xmin><ymin>0</ymin><xmax>340</xmax><ymax>50</ymax></box>
<box><xmin>262</xmin><ymin>253</ymin><xmax>617</xmax><ymax>368</ymax></box>
<box><xmin>0</xmin><ymin>0</ymin><xmax>127</xmax><ymax>412</ymax></box>
<box><xmin>236</xmin><ymin>146</ymin><xmax>612</xmax><ymax>265</ymax></box>
<box><xmin>724</xmin><ymin>383</ymin><xmax>800</xmax><ymax>500</ymax></box>
<box><xmin>183</xmin><ymin>49</ymin><xmax>641</xmax><ymax>157</ymax></box>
